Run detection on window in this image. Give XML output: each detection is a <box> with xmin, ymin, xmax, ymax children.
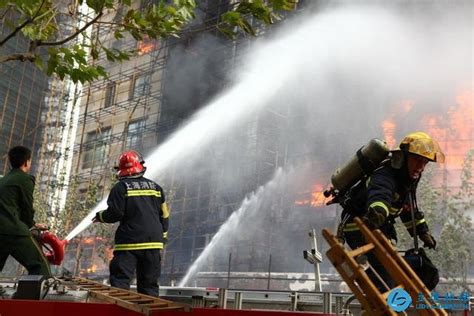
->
<box><xmin>82</xmin><ymin>127</ymin><xmax>112</xmax><ymax>169</ymax></box>
<box><xmin>130</xmin><ymin>74</ymin><xmax>150</xmax><ymax>100</ymax></box>
<box><xmin>104</xmin><ymin>82</ymin><xmax>116</xmax><ymax>108</ymax></box>
<box><xmin>125</xmin><ymin>120</ymin><xmax>145</xmax><ymax>150</ymax></box>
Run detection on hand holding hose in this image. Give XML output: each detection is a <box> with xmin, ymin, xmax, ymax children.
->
<box><xmin>92</xmin><ymin>212</ymin><xmax>101</xmax><ymax>223</ymax></box>
<box><xmin>362</xmin><ymin>205</ymin><xmax>386</xmax><ymax>229</ymax></box>
<box><xmin>33</xmin><ymin>223</ymin><xmax>49</xmax><ymax>231</ymax></box>
<box><xmin>419</xmin><ymin>233</ymin><xmax>436</xmax><ymax>250</ymax></box>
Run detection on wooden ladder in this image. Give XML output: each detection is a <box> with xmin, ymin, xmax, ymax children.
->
<box><xmin>322</xmin><ymin>217</ymin><xmax>447</xmax><ymax>316</ymax></box>
<box><xmin>71</xmin><ymin>277</ymin><xmax>190</xmax><ymax>315</ymax></box>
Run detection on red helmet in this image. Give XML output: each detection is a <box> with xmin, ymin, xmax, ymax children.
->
<box><xmin>116</xmin><ymin>150</ymin><xmax>146</xmax><ymax>178</ymax></box>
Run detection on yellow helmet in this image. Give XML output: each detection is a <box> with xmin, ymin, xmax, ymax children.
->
<box><xmin>397</xmin><ymin>132</ymin><xmax>445</xmax><ymax>163</ymax></box>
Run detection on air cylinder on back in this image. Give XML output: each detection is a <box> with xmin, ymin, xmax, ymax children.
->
<box><xmin>330</xmin><ymin>138</ymin><xmax>389</xmax><ymax>193</ymax></box>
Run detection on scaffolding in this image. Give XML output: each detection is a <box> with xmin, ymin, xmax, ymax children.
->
<box><xmin>0</xmin><ymin>11</ymin><xmax>49</xmax><ymax>175</ymax></box>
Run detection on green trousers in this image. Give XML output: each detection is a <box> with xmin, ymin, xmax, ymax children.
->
<box><xmin>0</xmin><ymin>234</ymin><xmax>52</xmax><ymax>278</ymax></box>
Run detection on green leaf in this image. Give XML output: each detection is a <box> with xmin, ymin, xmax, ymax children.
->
<box><xmin>34</xmin><ymin>55</ymin><xmax>44</xmax><ymax>71</ymax></box>
<box><xmin>46</xmin><ymin>48</ymin><xmax>59</xmax><ymax>76</ymax></box>
<box><xmin>103</xmin><ymin>47</ymin><xmax>116</xmax><ymax>62</ymax></box>
<box><xmin>221</xmin><ymin>11</ymin><xmax>241</xmax><ymax>24</ymax></box>
<box><xmin>91</xmin><ymin>46</ymin><xmax>99</xmax><ymax>60</ymax></box>
<box><xmin>96</xmin><ymin>65</ymin><xmax>108</xmax><ymax>78</ymax></box>
<box><xmin>114</xmin><ymin>30</ymin><xmax>124</xmax><ymax>40</ymax></box>
<box><xmin>85</xmin><ymin>0</ymin><xmax>106</xmax><ymax>14</ymax></box>
<box><xmin>269</xmin><ymin>0</ymin><xmax>298</xmax><ymax>11</ymax></box>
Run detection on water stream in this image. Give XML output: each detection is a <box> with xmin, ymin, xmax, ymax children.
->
<box><xmin>178</xmin><ymin>168</ymin><xmax>286</xmax><ymax>287</ymax></box>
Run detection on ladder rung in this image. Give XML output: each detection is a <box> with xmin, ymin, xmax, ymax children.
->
<box><xmin>347</xmin><ymin>243</ymin><xmax>375</xmax><ymax>258</ymax></box>
<box><xmin>128</xmin><ymin>298</ymin><xmax>155</xmax><ymax>303</ymax></box>
<box><xmin>119</xmin><ymin>295</ymin><xmax>142</xmax><ymax>301</ymax></box>
<box><xmin>95</xmin><ymin>290</ymin><xmax>121</xmax><ymax>294</ymax></box>
<box><xmin>91</xmin><ymin>289</ymin><xmax>117</xmax><ymax>292</ymax></box>
<box><xmin>82</xmin><ymin>286</ymin><xmax>108</xmax><ymax>290</ymax></box>
<box><xmin>109</xmin><ymin>293</ymin><xmax>136</xmax><ymax>297</ymax></box>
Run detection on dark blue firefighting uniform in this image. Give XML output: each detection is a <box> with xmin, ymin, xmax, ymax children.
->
<box><xmin>340</xmin><ymin>161</ymin><xmax>429</xmax><ymax>290</ymax></box>
<box><xmin>96</xmin><ymin>176</ymin><xmax>169</xmax><ymax>296</ymax></box>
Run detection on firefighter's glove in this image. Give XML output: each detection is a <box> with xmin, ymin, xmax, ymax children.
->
<box><xmin>419</xmin><ymin>233</ymin><xmax>436</xmax><ymax>250</ymax></box>
<box><xmin>30</xmin><ymin>228</ymin><xmax>42</xmax><ymax>241</ymax></box>
<box><xmin>163</xmin><ymin>231</ymin><xmax>168</xmax><ymax>244</ymax></box>
<box><xmin>362</xmin><ymin>206</ymin><xmax>386</xmax><ymax>229</ymax></box>
<box><xmin>92</xmin><ymin>212</ymin><xmax>101</xmax><ymax>223</ymax></box>
<box><xmin>33</xmin><ymin>223</ymin><xmax>49</xmax><ymax>231</ymax></box>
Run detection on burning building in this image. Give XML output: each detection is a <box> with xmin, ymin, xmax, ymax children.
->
<box><xmin>15</xmin><ymin>0</ymin><xmax>473</xmax><ymax>291</ymax></box>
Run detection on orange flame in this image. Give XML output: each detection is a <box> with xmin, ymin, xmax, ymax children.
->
<box><xmin>87</xmin><ymin>264</ymin><xmax>98</xmax><ymax>273</ymax></box>
<box><xmin>295</xmin><ymin>183</ymin><xmax>330</xmax><ymax>207</ymax></box>
<box><xmin>381</xmin><ymin>119</ymin><xmax>397</xmax><ymax>149</ymax></box>
<box><xmin>83</xmin><ymin>237</ymin><xmax>95</xmax><ymax>245</ymax></box>
<box><xmin>379</xmin><ymin>90</ymin><xmax>472</xmax><ymax>186</ymax></box>
<box><xmin>423</xmin><ymin>89</ymin><xmax>473</xmax><ymax>174</ymax></box>
<box><xmin>67</xmin><ymin>236</ymin><xmax>113</xmax><ymax>276</ymax></box>
<box><xmin>138</xmin><ymin>36</ymin><xmax>158</xmax><ymax>56</ymax></box>
<box><xmin>381</xmin><ymin>100</ymin><xmax>414</xmax><ymax>149</ymax></box>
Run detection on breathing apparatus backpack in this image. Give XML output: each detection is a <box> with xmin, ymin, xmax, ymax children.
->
<box><xmin>323</xmin><ymin>138</ymin><xmax>390</xmax><ymax>207</ymax></box>
<box><xmin>324</xmin><ymin>138</ymin><xmax>390</xmax><ymax>245</ymax></box>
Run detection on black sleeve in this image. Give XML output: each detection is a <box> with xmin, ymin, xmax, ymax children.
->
<box><xmin>20</xmin><ymin>175</ymin><xmax>36</xmax><ymax>228</ymax></box>
<box><xmin>399</xmin><ymin>207</ymin><xmax>429</xmax><ymax>236</ymax></box>
<box><xmin>97</xmin><ymin>182</ymin><xmax>127</xmax><ymax>223</ymax></box>
<box><xmin>366</xmin><ymin>167</ymin><xmax>396</xmax><ymax>218</ymax></box>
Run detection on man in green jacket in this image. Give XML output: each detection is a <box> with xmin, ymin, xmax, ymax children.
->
<box><xmin>0</xmin><ymin>146</ymin><xmax>51</xmax><ymax>277</ymax></box>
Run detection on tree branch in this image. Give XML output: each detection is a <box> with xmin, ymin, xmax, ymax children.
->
<box><xmin>95</xmin><ymin>20</ymin><xmax>126</xmax><ymax>27</ymax></box>
<box><xmin>0</xmin><ymin>0</ymin><xmax>47</xmax><ymax>47</ymax></box>
<box><xmin>0</xmin><ymin>53</ymin><xmax>35</xmax><ymax>63</ymax></box>
<box><xmin>39</xmin><ymin>12</ymin><xmax>103</xmax><ymax>47</ymax></box>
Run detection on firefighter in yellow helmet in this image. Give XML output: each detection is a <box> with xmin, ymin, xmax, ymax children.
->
<box><xmin>339</xmin><ymin>132</ymin><xmax>444</xmax><ymax>290</ymax></box>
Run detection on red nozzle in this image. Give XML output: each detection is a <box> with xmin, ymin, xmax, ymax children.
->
<box><xmin>40</xmin><ymin>231</ymin><xmax>69</xmax><ymax>265</ymax></box>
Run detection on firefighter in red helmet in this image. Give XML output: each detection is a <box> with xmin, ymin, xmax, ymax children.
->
<box><xmin>94</xmin><ymin>150</ymin><xmax>169</xmax><ymax>297</ymax></box>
